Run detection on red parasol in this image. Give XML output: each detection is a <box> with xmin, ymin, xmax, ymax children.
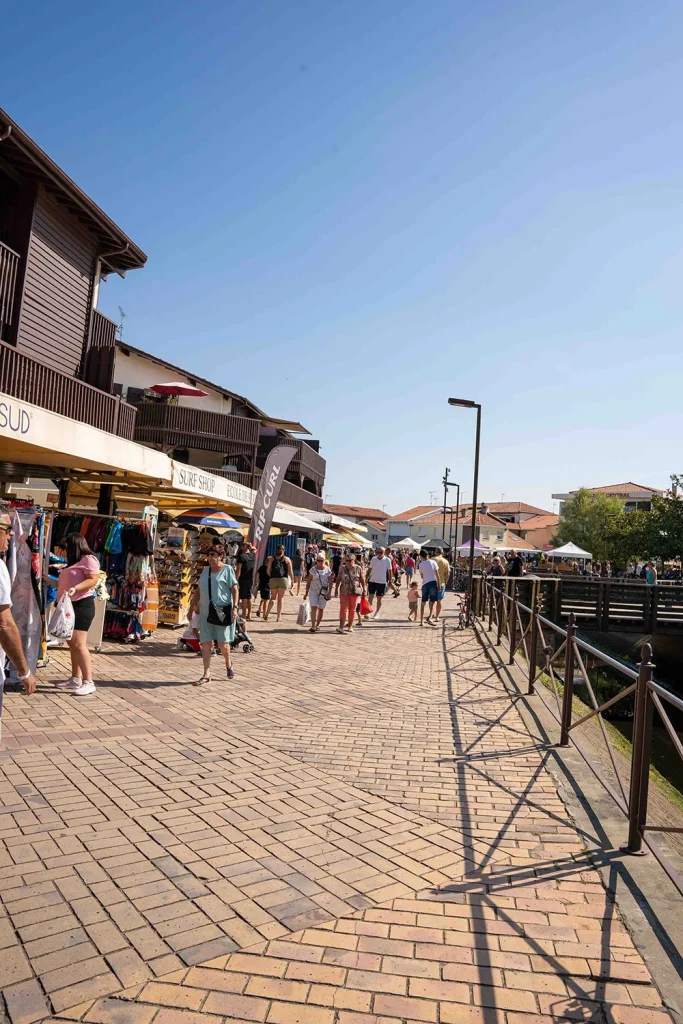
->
<box><xmin>150</xmin><ymin>381</ymin><xmax>209</xmax><ymax>397</ymax></box>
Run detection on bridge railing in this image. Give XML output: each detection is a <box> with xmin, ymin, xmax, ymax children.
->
<box><xmin>474</xmin><ymin>574</ymin><xmax>683</xmax><ymax>634</ymax></box>
<box><xmin>474</xmin><ymin>576</ymin><xmax>683</xmax><ymax>893</ymax></box>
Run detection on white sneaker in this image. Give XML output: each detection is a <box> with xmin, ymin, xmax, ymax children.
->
<box><xmin>54</xmin><ymin>677</ymin><xmax>81</xmax><ymax>690</ymax></box>
<box><xmin>72</xmin><ymin>680</ymin><xmax>96</xmax><ymax>696</ymax></box>
<box><xmin>372</xmin><ymin>611</ymin><xmax>381</xmax><ymax>620</ymax></box>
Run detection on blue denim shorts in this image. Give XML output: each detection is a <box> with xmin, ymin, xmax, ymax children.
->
<box><xmin>421</xmin><ymin>581</ymin><xmax>439</xmax><ymax>603</ymax></box>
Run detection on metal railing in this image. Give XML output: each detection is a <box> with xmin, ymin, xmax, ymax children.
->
<box><xmin>0</xmin><ymin>340</ymin><xmax>137</xmax><ymax>440</ymax></box>
<box><xmin>475</xmin><ymin>576</ymin><xmax>683</xmax><ymax>891</ymax></box>
<box><xmin>0</xmin><ymin>241</ymin><xmax>20</xmax><ymax>337</ymax></box>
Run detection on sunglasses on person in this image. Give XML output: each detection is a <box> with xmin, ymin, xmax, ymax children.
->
<box><xmin>0</xmin><ymin>525</ymin><xmax>13</xmax><ymax>535</ymax></box>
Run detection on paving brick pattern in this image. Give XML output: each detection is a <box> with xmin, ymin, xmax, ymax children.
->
<box><xmin>0</xmin><ymin>592</ymin><xmax>671</xmax><ymax>1023</ymax></box>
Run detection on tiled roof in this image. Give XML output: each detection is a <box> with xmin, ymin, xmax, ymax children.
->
<box><xmin>360</xmin><ymin>519</ymin><xmax>387</xmax><ymax>531</ymax></box>
<box><xmin>389</xmin><ymin>505</ymin><xmax>442</xmax><ymax>521</ymax></box>
<box><xmin>486</xmin><ymin>501</ymin><xmax>553</xmax><ymax>515</ymax></box>
<box><xmin>413</xmin><ymin>510</ymin><xmax>506</xmax><ymax>527</ymax></box>
<box><xmin>324</xmin><ymin>504</ymin><xmax>389</xmax><ymax>520</ymax></box>
<box><xmin>583</xmin><ymin>482</ymin><xmax>663</xmax><ymax>496</ymax></box>
<box><xmin>520</xmin><ymin>514</ymin><xmax>560</xmax><ymax>531</ymax></box>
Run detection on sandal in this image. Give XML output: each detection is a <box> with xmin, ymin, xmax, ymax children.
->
<box><xmin>193</xmin><ymin>676</ymin><xmax>211</xmax><ymax>687</ymax></box>
<box><xmin>336</xmin><ymin>627</ymin><xmax>345</xmax><ymax>634</ymax></box>
<box><xmin>226</xmin><ymin>667</ymin><xmax>235</xmax><ymax>679</ymax></box>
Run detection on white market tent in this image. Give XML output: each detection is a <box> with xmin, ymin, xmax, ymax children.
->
<box><xmin>489</xmin><ymin>541</ymin><xmax>540</xmax><ymax>554</ymax></box>
<box><xmin>390</xmin><ymin>537</ymin><xmax>422</xmax><ymax>551</ymax></box>
<box><xmin>546</xmin><ymin>541</ymin><xmax>592</xmax><ymax>560</ymax></box>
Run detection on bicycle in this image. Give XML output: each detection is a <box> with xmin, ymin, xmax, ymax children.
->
<box><xmin>456</xmin><ymin>590</ymin><xmax>471</xmax><ymax>629</ymax></box>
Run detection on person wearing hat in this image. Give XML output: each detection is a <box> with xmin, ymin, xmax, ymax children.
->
<box><xmin>0</xmin><ymin>514</ymin><xmax>37</xmax><ymax>695</ymax></box>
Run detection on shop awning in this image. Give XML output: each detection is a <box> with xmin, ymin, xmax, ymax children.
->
<box><xmin>0</xmin><ymin>392</ymin><xmax>170</xmax><ymax>480</ymax></box>
<box><xmin>242</xmin><ymin>506</ymin><xmax>335</xmax><ymax>534</ymax></box>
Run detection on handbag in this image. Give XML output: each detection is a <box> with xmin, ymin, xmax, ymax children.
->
<box><xmin>206</xmin><ymin>569</ymin><xmax>232</xmax><ymax>626</ymax></box>
<box><xmin>315</xmin><ymin>568</ymin><xmax>330</xmax><ymax>601</ymax></box>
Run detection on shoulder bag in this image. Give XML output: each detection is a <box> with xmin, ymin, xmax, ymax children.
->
<box><xmin>206</xmin><ymin>569</ymin><xmax>233</xmax><ymax>626</ymax></box>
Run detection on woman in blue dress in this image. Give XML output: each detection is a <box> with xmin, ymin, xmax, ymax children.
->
<box><xmin>192</xmin><ymin>548</ymin><xmax>239</xmax><ymax>685</ymax></box>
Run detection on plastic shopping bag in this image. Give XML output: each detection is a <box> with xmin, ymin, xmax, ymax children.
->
<box><xmin>359</xmin><ymin>595</ymin><xmax>372</xmax><ymax>617</ymax></box>
<box><xmin>296</xmin><ymin>600</ymin><xmax>311</xmax><ymax>626</ymax></box>
<box><xmin>48</xmin><ymin>594</ymin><xmax>75</xmax><ymax>640</ymax></box>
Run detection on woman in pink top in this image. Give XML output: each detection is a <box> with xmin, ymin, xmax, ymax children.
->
<box><xmin>405</xmin><ymin>555</ymin><xmax>416</xmax><ymax>585</ymax></box>
<box><xmin>55</xmin><ymin>534</ymin><xmax>100</xmax><ymax>696</ymax></box>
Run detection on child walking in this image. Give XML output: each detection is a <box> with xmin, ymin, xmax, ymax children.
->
<box><xmin>407</xmin><ymin>580</ymin><xmax>419</xmax><ymax>621</ymax></box>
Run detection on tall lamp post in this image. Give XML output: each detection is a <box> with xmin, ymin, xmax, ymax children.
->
<box><xmin>448</xmin><ymin>398</ymin><xmax>481</xmax><ymax>623</ymax></box>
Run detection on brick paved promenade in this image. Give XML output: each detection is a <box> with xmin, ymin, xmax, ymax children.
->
<box><xmin>0</xmin><ymin>593</ymin><xmax>671</xmax><ymax>1024</ymax></box>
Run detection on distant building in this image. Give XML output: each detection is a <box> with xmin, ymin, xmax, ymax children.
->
<box><xmin>485</xmin><ymin>501</ymin><xmax>553</xmax><ymax>524</ymax></box>
<box><xmin>551</xmin><ymin>482</ymin><xmax>663</xmax><ymax>514</ymax></box>
<box><xmin>386</xmin><ymin>504</ymin><xmax>509</xmax><ymax>548</ymax></box>
<box><xmin>508</xmin><ymin>513</ymin><xmax>560</xmax><ymax>549</ymax></box>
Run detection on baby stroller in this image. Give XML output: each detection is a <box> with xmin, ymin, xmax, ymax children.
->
<box><xmin>231</xmin><ymin>615</ymin><xmax>255</xmax><ymax>653</ymax></box>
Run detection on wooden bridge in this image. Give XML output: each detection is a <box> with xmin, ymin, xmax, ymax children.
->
<box><xmin>471</xmin><ymin>575</ymin><xmax>683</xmax><ymax>634</ymax></box>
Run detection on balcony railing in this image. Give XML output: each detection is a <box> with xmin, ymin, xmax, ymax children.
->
<box><xmin>0</xmin><ymin>340</ymin><xmax>137</xmax><ymax>439</ymax></box>
<box><xmin>258</xmin><ymin>435</ymin><xmax>326</xmax><ymax>482</ymax></box>
<box><xmin>278</xmin><ymin>479</ymin><xmax>323</xmax><ymax>511</ymax></box>
<box><xmin>135</xmin><ymin>403</ymin><xmax>260</xmax><ymax>453</ymax></box>
<box><xmin>0</xmin><ymin>242</ymin><xmax>20</xmax><ymax>339</ymax></box>
<box><xmin>201</xmin><ymin>468</ymin><xmax>254</xmax><ymax>488</ymax></box>
<box><xmin>83</xmin><ymin>309</ymin><xmax>118</xmax><ymax>392</ymax></box>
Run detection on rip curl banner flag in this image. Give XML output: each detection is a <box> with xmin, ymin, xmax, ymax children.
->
<box><xmin>247</xmin><ymin>445</ymin><xmax>298</xmax><ymax>573</ymax></box>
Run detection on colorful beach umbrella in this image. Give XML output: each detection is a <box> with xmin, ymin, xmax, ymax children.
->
<box><xmin>174</xmin><ymin>508</ymin><xmax>242</xmax><ymax>529</ymax></box>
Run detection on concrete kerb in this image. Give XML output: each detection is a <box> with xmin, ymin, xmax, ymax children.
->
<box><xmin>473</xmin><ymin>617</ymin><xmax>683</xmax><ymax>1024</ymax></box>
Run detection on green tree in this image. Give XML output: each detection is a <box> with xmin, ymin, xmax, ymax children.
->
<box><xmin>555</xmin><ymin>488</ymin><xmax>624</xmax><ymax>561</ymax></box>
<box><xmin>645</xmin><ymin>475</ymin><xmax>683</xmax><ymax>561</ymax></box>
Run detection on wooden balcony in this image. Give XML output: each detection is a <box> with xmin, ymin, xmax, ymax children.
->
<box><xmin>0</xmin><ymin>340</ymin><xmax>137</xmax><ymax>439</ymax></box>
<box><xmin>258</xmin><ymin>435</ymin><xmax>326</xmax><ymax>484</ymax></box>
<box><xmin>0</xmin><ymin>242</ymin><xmax>20</xmax><ymax>341</ymax></box>
<box><xmin>135</xmin><ymin>403</ymin><xmax>260</xmax><ymax>453</ymax></box>
<box><xmin>202</xmin><ymin>469</ymin><xmax>323</xmax><ymax>511</ymax></box>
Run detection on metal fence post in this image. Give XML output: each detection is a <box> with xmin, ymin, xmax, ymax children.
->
<box><xmin>496</xmin><ymin>585</ymin><xmax>504</xmax><ymax>646</ymax></box>
<box><xmin>488</xmin><ymin>580</ymin><xmax>494</xmax><ymax>632</ymax></box>
<box><xmin>625</xmin><ymin>643</ymin><xmax>655</xmax><ymax>854</ymax></box>
<box><xmin>559</xmin><ymin>613</ymin><xmax>576</xmax><ymax>746</ymax></box>
<box><xmin>528</xmin><ymin>597</ymin><xmax>539</xmax><ymax>695</ymax></box>
<box><xmin>508</xmin><ymin>585</ymin><xmax>518</xmax><ymax>665</ymax></box>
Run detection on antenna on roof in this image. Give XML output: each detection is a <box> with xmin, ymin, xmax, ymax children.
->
<box><xmin>117</xmin><ymin>306</ymin><xmax>127</xmax><ymax>341</ymax></box>
<box><xmin>429</xmin><ymin>491</ymin><xmax>439</xmax><ymax>504</ymax></box>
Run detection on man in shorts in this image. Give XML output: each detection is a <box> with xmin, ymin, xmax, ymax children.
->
<box><xmin>418</xmin><ymin>550</ymin><xmax>439</xmax><ymax>625</ymax></box>
<box><xmin>366</xmin><ymin>546</ymin><xmax>392</xmax><ymax>620</ymax></box>
<box><xmin>235</xmin><ymin>541</ymin><xmax>256</xmax><ymax>620</ymax></box>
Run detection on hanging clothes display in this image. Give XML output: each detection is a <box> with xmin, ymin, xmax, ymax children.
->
<box><xmin>7</xmin><ymin>509</ymin><xmax>43</xmax><ymax>677</ymax></box>
<box><xmin>49</xmin><ymin>511</ymin><xmax>157</xmax><ymax>645</ymax></box>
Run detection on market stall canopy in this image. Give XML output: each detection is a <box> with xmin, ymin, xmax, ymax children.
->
<box><xmin>296</xmin><ymin>511</ymin><xmax>368</xmax><ymax>533</ymax></box>
<box><xmin>547</xmin><ymin>541</ymin><xmax>592</xmax><ymax>559</ymax></box>
<box><xmin>150</xmin><ymin>382</ymin><xmax>209</xmax><ymax>397</ymax></box>
<box><xmin>456</xmin><ymin>539</ymin><xmax>490</xmax><ymax>554</ymax></box>
<box><xmin>420</xmin><ymin>537</ymin><xmax>450</xmax><ymax>550</ymax></box>
<box><xmin>174</xmin><ymin>508</ymin><xmax>242</xmax><ymax>529</ymax></box>
<box><xmin>390</xmin><ymin>538</ymin><xmax>422</xmax><ymax>550</ymax></box>
<box><xmin>489</xmin><ymin>540</ymin><xmax>539</xmax><ymax>553</ymax></box>
<box><xmin>242</xmin><ymin>506</ymin><xmax>335</xmax><ymax>534</ymax></box>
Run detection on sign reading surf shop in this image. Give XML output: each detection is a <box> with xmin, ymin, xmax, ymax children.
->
<box><xmin>170</xmin><ymin>461</ymin><xmax>254</xmax><ymax>506</ymax></box>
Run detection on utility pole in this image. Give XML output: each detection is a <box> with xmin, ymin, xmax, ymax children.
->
<box><xmin>442</xmin><ymin>468</ymin><xmax>450</xmax><ymax>546</ymax></box>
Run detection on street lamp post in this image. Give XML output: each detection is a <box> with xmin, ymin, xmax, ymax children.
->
<box><xmin>448</xmin><ymin>398</ymin><xmax>481</xmax><ymax>623</ymax></box>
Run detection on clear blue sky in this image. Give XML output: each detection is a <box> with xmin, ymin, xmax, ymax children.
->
<box><xmin>5</xmin><ymin>0</ymin><xmax>683</xmax><ymax>514</ymax></box>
